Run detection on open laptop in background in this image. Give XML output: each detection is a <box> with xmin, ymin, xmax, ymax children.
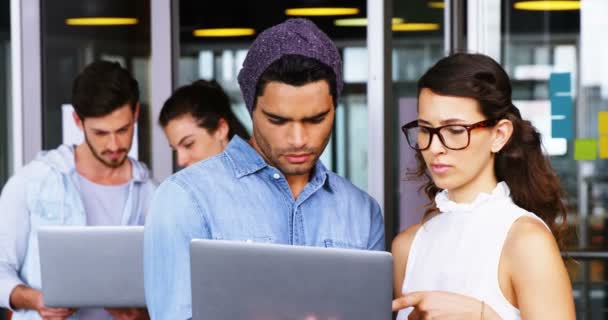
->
<box><xmin>38</xmin><ymin>226</ymin><xmax>145</xmax><ymax>308</ymax></box>
<box><xmin>190</xmin><ymin>239</ymin><xmax>393</xmax><ymax>320</ymax></box>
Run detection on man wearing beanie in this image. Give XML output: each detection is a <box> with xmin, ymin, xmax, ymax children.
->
<box><xmin>144</xmin><ymin>18</ymin><xmax>385</xmax><ymax>320</ymax></box>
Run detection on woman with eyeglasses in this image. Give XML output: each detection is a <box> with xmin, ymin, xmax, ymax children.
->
<box><xmin>392</xmin><ymin>53</ymin><xmax>575</xmax><ymax>319</ymax></box>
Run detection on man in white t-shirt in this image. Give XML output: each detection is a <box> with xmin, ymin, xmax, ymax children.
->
<box><xmin>0</xmin><ymin>61</ymin><xmax>156</xmax><ymax>320</ymax></box>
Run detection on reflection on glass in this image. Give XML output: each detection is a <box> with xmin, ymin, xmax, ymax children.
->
<box><xmin>0</xmin><ymin>0</ymin><xmax>10</xmax><ymax>187</ymax></box>
<box><xmin>393</xmin><ymin>1</ymin><xmax>445</xmax><ymax>229</ymax></box>
<box><xmin>0</xmin><ymin>3</ymin><xmax>12</xmax><ymax>318</ymax></box>
<box><xmin>41</xmin><ymin>0</ymin><xmax>151</xmax><ymax>164</ymax></box>
<box><xmin>502</xmin><ymin>1</ymin><xmax>608</xmax><ymax>318</ymax></box>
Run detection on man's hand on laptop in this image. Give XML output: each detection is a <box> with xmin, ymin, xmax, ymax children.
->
<box><xmin>36</xmin><ymin>305</ymin><xmax>76</xmax><ymax>320</ymax></box>
<box><xmin>105</xmin><ymin>307</ymin><xmax>150</xmax><ymax>320</ymax></box>
<box><xmin>33</xmin><ymin>289</ymin><xmax>76</xmax><ymax>320</ymax></box>
<box><xmin>9</xmin><ymin>284</ymin><xmax>76</xmax><ymax>319</ymax></box>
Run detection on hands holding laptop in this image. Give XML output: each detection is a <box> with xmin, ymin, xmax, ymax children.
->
<box><xmin>105</xmin><ymin>307</ymin><xmax>150</xmax><ymax>320</ymax></box>
<box><xmin>33</xmin><ymin>294</ymin><xmax>75</xmax><ymax>320</ymax></box>
<box><xmin>9</xmin><ymin>285</ymin><xmax>76</xmax><ymax>320</ymax></box>
<box><xmin>10</xmin><ymin>285</ymin><xmax>149</xmax><ymax>320</ymax></box>
<box><xmin>391</xmin><ymin>291</ymin><xmax>500</xmax><ymax>320</ymax></box>
<box><xmin>35</xmin><ymin>305</ymin><xmax>75</xmax><ymax>320</ymax></box>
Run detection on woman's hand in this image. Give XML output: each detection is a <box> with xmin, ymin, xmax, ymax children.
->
<box><xmin>392</xmin><ymin>291</ymin><xmax>500</xmax><ymax>319</ymax></box>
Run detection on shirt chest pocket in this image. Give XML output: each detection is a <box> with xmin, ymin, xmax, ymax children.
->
<box><xmin>323</xmin><ymin>239</ymin><xmax>365</xmax><ymax>250</ymax></box>
<box><xmin>213</xmin><ymin>233</ymin><xmax>274</xmax><ymax>244</ymax></box>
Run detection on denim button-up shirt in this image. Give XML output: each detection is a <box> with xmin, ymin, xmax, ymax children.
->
<box><xmin>144</xmin><ymin>137</ymin><xmax>385</xmax><ymax>320</ymax></box>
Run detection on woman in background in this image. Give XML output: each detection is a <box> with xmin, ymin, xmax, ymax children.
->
<box><xmin>392</xmin><ymin>53</ymin><xmax>575</xmax><ymax>319</ymax></box>
<box><xmin>159</xmin><ymin>80</ymin><xmax>250</xmax><ymax>167</ymax></box>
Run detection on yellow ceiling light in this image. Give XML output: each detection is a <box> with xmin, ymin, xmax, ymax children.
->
<box><xmin>428</xmin><ymin>1</ymin><xmax>445</xmax><ymax>9</ymax></box>
<box><xmin>285</xmin><ymin>7</ymin><xmax>359</xmax><ymax>16</ymax></box>
<box><xmin>392</xmin><ymin>23</ymin><xmax>440</xmax><ymax>32</ymax></box>
<box><xmin>334</xmin><ymin>17</ymin><xmax>404</xmax><ymax>27</ymax></box>
<box><xmin>193</xmin><ymin>28</ymin><xmax>256</xmax><ymax>37</ymax></box>
<box><xmin>65</xmin><ymin>17</ymin><xmax>138</xmax><ymax>26</ymax></box>
<box><xmin>514</xmin><ymin>1</ymin><xmax>580</xmax><ymax>11</ymax></box>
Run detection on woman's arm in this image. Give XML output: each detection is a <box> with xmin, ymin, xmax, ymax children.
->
<box><xmin>504</xmin><ymin>216</ymin><xmax>575</xmax><ymax>319</ymax></box>
<box><xmin>391</xmin><ymin>224</ymin><xmax>421</xmax><ymax>298</ymax></box>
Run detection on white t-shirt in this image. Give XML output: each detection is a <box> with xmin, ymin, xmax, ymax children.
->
<box><xmin>77</xmin><ymin>173</ymin><xmax>130</xmax><ymax>320</ymax></box>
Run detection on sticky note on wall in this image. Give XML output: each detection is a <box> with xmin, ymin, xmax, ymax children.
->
<box><xmin>549</xmin><ymin>73</ymin><xmax>571</xmax><ymax>93</ymax></box>
<box><xmin>599</xmin><ymin>111</ymin><xmax>608</xmax><ymax>135</ymax></box>
<box><xmin>574</xmin><ymin>139</ymin><xmax>598</xmax><ymax>161</ymax></box>
<box><xmin>600</xmin><ymin>136</ymin><xmax>608</xmax><ymax>159</ymax></box>
<box><xmin>551</xmin><ymin>95</ymin><xmax>573</xmax><ymax>139</ymax></box>
<box><xmin>549</xmin><ymin>72</ymin><xmax>573</xmax><ymax>139</ymax></box>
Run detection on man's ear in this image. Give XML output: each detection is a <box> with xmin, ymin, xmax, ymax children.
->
<box><xmin>72</xmin><ymin>111</ymin><xmax>84</xmax><ymax>131</ymax></box>
<box><xmin>133</xmin><ymin>102</ymin><xmax>140</xmax><ymax>122</ymax></box>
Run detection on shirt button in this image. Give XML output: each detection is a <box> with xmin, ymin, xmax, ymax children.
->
<box><xmin>273</xmin><ymin>173</ymin><xmax>280</xmax><ymax>179</ymax></box>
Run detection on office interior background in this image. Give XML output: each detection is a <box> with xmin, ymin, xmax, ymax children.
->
<box><xmin>1</xmin><ymin>0</ymin><xmax>607</xmax><ymax>319</ymax></box>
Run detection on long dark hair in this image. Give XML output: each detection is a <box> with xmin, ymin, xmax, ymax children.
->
<box><xmin>159</xmin><ymin>80</ymin><xmax>250</xmax><ymax>141</ymax></box>
<box><xmin>411</xmin><ymin>53</ymin><xmax>567</xmax><ymax>247</ymax></box>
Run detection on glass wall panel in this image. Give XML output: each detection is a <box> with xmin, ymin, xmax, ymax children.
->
<box><xmin>393</xmin><ymin>1</ymin><xmax>445</xmax><ymax>231</ymax></box>
<box><xmin>501</xmin><ymin>1</ymin><xmax>607</xmax><ymax>318</ymax></box>
<box><xmin>41</xmin><ymin>0</ymin><xmax>151</xmax><ymax>164</ymax></box>
<box><xmin>0</xmin><ymin>0</ymin><xmax>9</xmax><ymax>317</ymax></box>
<box><xmin>0</xmin><ymin>0</ymin><xmax>9</xmax><ymax>188</ymax></box>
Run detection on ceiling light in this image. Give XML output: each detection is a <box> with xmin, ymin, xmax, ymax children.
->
<box><xmin>285</xmin><ymin>7</ymin><xmax>359</xmax><ymax>16</ymax></box>
<box><xmin>65</xmin><ymin>17</ymin><xmax>138</xmax><ymax>26</ymax></box>
<box><xmin>428</xmin><ymin>2</ymin><xmax>445</xmax><ymax>9</ymax></box>
<box><xmin>193</xmin><ymin>28</ymin><xmax>256</xmax><ymax>37</ymax></box>
<box><xmin>392</xmin><ymin>23</ymin><xmax>440</xmax><ymax>32</ymax></box>
<box><xmin>334</xmin><ymin>17</ymin><xmax>404</xmax><ymax>27</ymax></box>
<box><xmin>514</xmin><ymin>1</ymin><xmax>580</xmax><ymax>11</ymax></box>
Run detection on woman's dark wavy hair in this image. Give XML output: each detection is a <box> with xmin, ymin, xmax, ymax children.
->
<box><xmin>159</xmin><ymin>80</ymin><xmax>250</xmax><ymax>141</ymax></box>
<box><xmin>412</xmin><ymin>53</ymin><xmax>567</xmax><ymax>247</ymax></box>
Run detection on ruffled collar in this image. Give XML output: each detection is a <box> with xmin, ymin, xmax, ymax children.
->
<box><xmin>435</xmin><ymin>181</ymin><xmax>511</xmax><ymax>213</ymax></box>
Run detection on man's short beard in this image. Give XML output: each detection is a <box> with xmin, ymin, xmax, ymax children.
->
<box><xmin>84</xmin><ymin>134</ymin><xmax>128</xmax><ymax>169</ymax></box>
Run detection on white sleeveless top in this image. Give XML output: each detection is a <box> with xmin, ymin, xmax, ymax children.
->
<box><xmin>396</xmin><ymin>182</ymin><xmax>548</xmax><ymax>320</ymax></box>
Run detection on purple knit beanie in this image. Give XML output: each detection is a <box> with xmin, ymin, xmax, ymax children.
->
<box><xmin>237</xmin><ymin>18</ymin><xmax>343</xmax><ymax>116</ymax></box>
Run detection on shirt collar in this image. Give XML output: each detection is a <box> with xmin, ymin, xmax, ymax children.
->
<box><xmin>225</xmin><ymin>136</ymin><xmax>270</xmax><ymax>178</ymax></box>
<box><xmin>39</xmin><ymin>144</ymin><xmax>148</xmax><ymax>183</ymax></box>
<box><xmin>435</xmin><ymin>181</ymin><xmax>510</xmax><ymax>213</ymax></box>
<box><xmin>309</xmin><ymin>160</ymin><xmax>331</xmax><ymax>189</ymax></box>
<box><xmin>225</xmin><ymin>136</ymin><xmax>332</xmax><ymax>190</ymax></box>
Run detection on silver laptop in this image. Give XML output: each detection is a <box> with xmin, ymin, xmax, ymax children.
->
<box><xmin>38</xmin><ymin>226</ymin><xmax>145</xmax><ymax>307</ymax></box>
<box><xmin>190</xmin><ymin>239</ymin><xmax>393</xmax><ymax>320</ymax></box>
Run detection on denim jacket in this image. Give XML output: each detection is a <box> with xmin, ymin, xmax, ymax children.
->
<box><xmin>0</xmin><ymin>145</ymin><xmax>157</xmax><ymax>320</ymax></box>
<box><xmin>144</xmin><ymin>136</ymin><xmax>385</xmax><ymax>320</ymax></box>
